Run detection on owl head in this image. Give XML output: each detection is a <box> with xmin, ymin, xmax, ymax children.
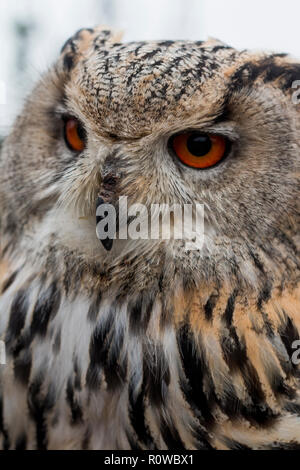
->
<box><xmin>0</xmin><ymin>26</ymin><xmax>299</xmax><ymax>297</ymax></box>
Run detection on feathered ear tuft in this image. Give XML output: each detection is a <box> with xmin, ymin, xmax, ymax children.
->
<box><xmin>59</xmin><ymin>25</ymin><xmax>124</xmax><ymax>74</ymax></box>
<box><xmin>205</xmin><ymin>37</ymin><xmax>230</xmax><ymax>48</ymax></box>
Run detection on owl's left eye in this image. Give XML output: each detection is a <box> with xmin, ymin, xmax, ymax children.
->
<box><xmin>170</xmin><ymin>131</ymin><xmax>228</xmax><ymax>169</ymax></box>
<box><xmin>63</xmin><ymin>117</ymin><xmax>86</xmax><ymax>152</ymax></box>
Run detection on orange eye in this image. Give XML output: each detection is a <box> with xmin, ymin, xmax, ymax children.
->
<box><xmin>64</xmin><ymin>117</ymin><xmax>86</xmax><ymax>152</ymax></box>
<box><xmin>171</xmin><ymin>132</ymin><xmax>228</xmax><ymax>169</ymax></box>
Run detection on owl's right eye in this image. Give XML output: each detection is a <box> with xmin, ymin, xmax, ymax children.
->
<box><xmin>63</xmin><ymin>117</ymin><xmax>86</xmax><ymax>152</ymax></box>
<box><xmin>170</xmin><ymin>131</ymin><xmax>228</xmax><ymax>169</ymax></box>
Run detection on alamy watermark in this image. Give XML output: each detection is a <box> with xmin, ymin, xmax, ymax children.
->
<box><xmin>292</xmin><ymin>80</ymin><xmax>300</xmax><ymax>104</ymax></box>
<box><xmin>291</xmin><ymin>340</ymin><xmax>300</xmax><ymax>365</ymax></box>
<box><xmin>0</xmin><ymin>341</ymin><xmax>6</xmax><ymax>365</ymax></box>
<box><xmin>96</xmin><ymin>197</ymin><xmax>205</xmax><ymax>250</ymax></box>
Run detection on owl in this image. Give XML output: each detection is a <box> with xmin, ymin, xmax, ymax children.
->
<box><xmin>0</xmin><ymin>25</ymin><xmax>300</xmax><ymax>450</ymax></box>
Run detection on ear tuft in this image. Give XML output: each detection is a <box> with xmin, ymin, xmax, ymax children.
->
<box><xmin>205</xmin><ymin>37</ymin><xmax>229</xmax><ymax>47</ymax></box>
<box><xmin>59</xmin><ymin>25</ymin><xmax>124</xmax><ymax>73</ymax></box>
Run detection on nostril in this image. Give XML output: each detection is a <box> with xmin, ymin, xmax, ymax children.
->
<box><xmin>103</xmin><ymin>175</ymin><xmax>118</xmax><ymax>189</ymax></box>
<box><xmin>99</xmin><ymin>172</ymin><xmax>120</xmax><ymax>202</ymax></box>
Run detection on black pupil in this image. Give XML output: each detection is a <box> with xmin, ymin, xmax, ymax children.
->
<box><xmin>76</xmin><ymin>122</ymin><xmax>86</xmax><ymax>141</ymax></box>
<box><xmin>187</xmin><ymin>133</ymin><xmax>212</xmax><ymax>157</ymax></box>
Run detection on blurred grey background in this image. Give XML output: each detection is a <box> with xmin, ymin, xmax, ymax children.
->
<box><xmin>0</xmin><ymin>0</ymin><xmax>299</xmax><ymax>138</ymax></box>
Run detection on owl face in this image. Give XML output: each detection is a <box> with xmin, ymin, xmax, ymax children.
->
<box><xmin>1</xmin><ymin>27</ymin><xmax>300</xmax><ymax>291</ymax></box>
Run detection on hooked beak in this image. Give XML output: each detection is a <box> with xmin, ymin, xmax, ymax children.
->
<box><xmin>96</xmin><ymin>171</ymin><xmax>120</xmax><ymax>252</ymax></box>
<box><xmin>96</xmin><ymin>196</ymin><xmax>115</xmax><ymax>252</ymax></box>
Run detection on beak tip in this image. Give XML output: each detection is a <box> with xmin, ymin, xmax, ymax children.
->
<box><xmin>101</xmin><ymin>238</ymin><xmax>114</xmax><ymax>252</ymax></box>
